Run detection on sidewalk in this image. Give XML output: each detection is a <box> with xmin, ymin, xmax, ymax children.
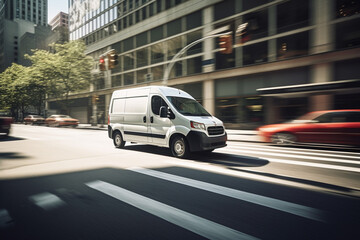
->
<box><xmin>77</xmin><ymin>124</ymin><xmax>260</xmax><ymax>142</ymax></box>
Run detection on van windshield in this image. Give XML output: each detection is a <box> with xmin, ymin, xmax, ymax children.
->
<box><xmin>167</xmin><ymin>96</ymin><xmax>211</xmax><ymax>116</ymax></box>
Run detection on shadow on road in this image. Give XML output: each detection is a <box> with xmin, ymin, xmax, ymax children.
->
<box><xmin>0</xmin><ymin>136</ymin><xmax>25</xmax><ymax>142</ymax></box>
<box><xmin>0</xmin><ymin>152</ymin><xmax>29</xmax><ymax>160</ymax></box>
<box><xmin>123</xmin><ymin>144</ymin><xmax>269</xmax><ymax>168</ymax></box>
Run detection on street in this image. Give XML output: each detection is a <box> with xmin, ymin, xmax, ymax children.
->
<box><xmin>0</xmin><ymin>124</ymin><xmax>360</xmax><ymax>239</ymax></box>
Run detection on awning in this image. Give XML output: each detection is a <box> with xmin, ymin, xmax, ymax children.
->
<box><xmin>257</xmin><ymin>79</ymin><xmax>360</xmax><ymax>97</ymax></box>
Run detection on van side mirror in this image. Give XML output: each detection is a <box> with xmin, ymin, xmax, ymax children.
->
<box><xmin>160</xmin><ymin>106</ymin><xmax>168</xmax><ymax>118</ymax></box>
<box><xmin>160</xmin><ymin>106</ymin><xmax>175</xmax><ymax>119</ymax></box>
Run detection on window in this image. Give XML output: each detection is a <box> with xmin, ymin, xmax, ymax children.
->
<box><xmin>151</xmin><ymin>96</ymin><xmax>168</xmax><ymax>115</ymax></box>
<box><xmin>187</xmin><ymin>57</ymin><xmax>202</xmax><ymax>75</ymax></box>
<box><xmin>214</xmin><ymin>0</ymin><xmax>235</xmax><ymax>21</ymax></box>
<box><xmin>186</xmin><ymin>11</ymin><xmax>202</xmax><ymax>30</ymax></box>
<box><xmin>186</xmin><ymin>30</ymin><xmax>202</xmax><ymax>55</ymax></box>
<box><xmin>151</xmin><ymin>26</ymin><xmax>163</xmax><ymax>42</ymax></box>
<box><xmin>277</xmin><ymin>31</ymin><xmax>309</xmax><ymax>60</ymax></box>
<box><xmin>124</xmin><ymin>52</ymin><xmax>134</xmax><ymax>70</ymax></box>
<box><xmin>136</xmin><ymin>69</ymin><xmax>149</xmax><ymax>84</ymax></box>
<box><xmin>243</xmin><ymin>41</ymin><xmax>268</xmax><ymax>65</ymax></box>
<box><xmin>277</xmin><ymin>0</ymin><xmax>309</xmax><ymax>33</ymax></box>
<box><xmin>151</xmin><ymin>42</ymin><xmax>165</xmax><ymax>64</ymax></box>
<box><xmin>136</xmin><ymin>31</ymin><xmax>148</xmax><ymax>47</ymax></box>
<box><xmin>243</xmin><ymin>10</ymin><xmax>268</xmax><ymax>41</ymax></box>
<box><xmin>167</xmin><ymin>19</ymin><xmax>182</xmax><ymax>37</ymax></box>
<box><xmin>335</xmin><ymin>18</ymin><xmax>360</xmax><ymax>50</ymax></box>
<box><xmin>112</xmin><ymin>75</ymin><xmax>122</xmax><ymax>87</ymax></box>
<box><xmin>136</xmin><ymin>48</ymin><xmax>148</xmax><ymax>67</ymax></box>
<box><xmin>336</xmin><ymin>0</ymin><xmax>360</xmax><ymax>18</ymax></box>
<box><xmin>124</xmin><ymin>72</ymin><xmax>134</xmax><ymax>85</ymax></box>
<box><xmin>167</xmin><ymin>36</ymin><xmax>182</xmax><ymax>60</ymax></box>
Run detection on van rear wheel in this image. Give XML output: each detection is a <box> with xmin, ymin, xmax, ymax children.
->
<box><xmin>171</xmin><ymin>136</ymin><xmax>189</xmax><ymax>158</ymax></box>
<box><xmin>113</xmin><ymin>131</ymin><xmax>125</xmax><ymax>148</ymax></box>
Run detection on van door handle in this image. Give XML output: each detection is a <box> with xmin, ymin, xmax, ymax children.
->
<box><xmin>150</xmin><ymin>116</ymin><xmax>154</xmax><ymax>123</ymax></box>
<box><xmin>143</xmin><ymin>116</ymin><xmax>146</xmax><ymax>123</ymax></box>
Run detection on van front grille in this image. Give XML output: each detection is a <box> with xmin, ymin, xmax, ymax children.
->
<box><xmin>207</xmin><ymin>126</ymin><xmax>224</xmax><ymax>136</ymax></box>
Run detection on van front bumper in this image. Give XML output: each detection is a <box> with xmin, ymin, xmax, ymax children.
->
<box><xmin>186</xmin><ymin>131</ymin><xmax>227</xmax><ymax>152</ymax></box>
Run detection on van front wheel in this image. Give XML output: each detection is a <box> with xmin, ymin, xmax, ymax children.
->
<box><xmin>171</xmin><ymin>136</ymin><xmax>189</xmax><ymax>158</ymax></box>
<box><xmin>113</xmin><ymin>131</ymin><xmax>125</xmax><ymax>148</ymax></box>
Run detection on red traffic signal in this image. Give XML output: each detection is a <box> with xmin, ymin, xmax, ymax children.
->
<box><xmin>99</xmin><ymin>57</ymin><xmax>105</xmax><ymax>71</ymax></box>
<box><xmin>218</xmin><ymin>34</ymin><xmax>233</xmax><ymax>54</ymax></box>
<box><xmin>108</xmin><ymin>50</ymin><xmax>118</xmax><ymax>69</ymax></box>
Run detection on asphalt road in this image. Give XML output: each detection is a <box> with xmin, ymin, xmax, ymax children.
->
<box><xmin>0</xmin><ymin>124</ymin><xmax>359</xmax><ymax>239</ymax></box>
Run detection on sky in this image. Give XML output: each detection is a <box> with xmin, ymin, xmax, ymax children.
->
<box><xmin>47</xmin><ymin>0</ymin><xmax>69</xmax><ymax>23</ymax></box>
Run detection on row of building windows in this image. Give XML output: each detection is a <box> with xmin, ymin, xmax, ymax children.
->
<box><xmin>87</xmin><ymin>0</ymin><xmax>360</xmax><ymax>91</ymax></box>
<box><xmin>70</xmin><ymin>0</ymin><xmax>189</xmax><ymax>41</ymax></box>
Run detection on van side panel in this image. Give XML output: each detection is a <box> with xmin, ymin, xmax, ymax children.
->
<box><xmin>122</xmin><ymin>88</ymin><xmax>150</xmax><ymax>143</ymax></box>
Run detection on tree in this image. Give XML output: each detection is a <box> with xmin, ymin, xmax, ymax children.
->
<box><xmin>0</xmin><ymin>64</ymin><xmax>33</xmax><ymax>120</ymax></box>
<box><xmin>26</xmin><ymin>40</ymin><xmax>93</xmax><ymax>114</ymax></box>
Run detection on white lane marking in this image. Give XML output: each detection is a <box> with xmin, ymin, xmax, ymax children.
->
<box><xmin>29</xmin><ymin>192</ymin><xmax>66</xmax><ymax>210</ymax></box>
<box><xmin>229</xmin><ymin>145</ymin><xmax>360</xmax><ymax>160</ymax></box>
<box><xmin>221</xmin><ymin>148</ymin><xmax>360</xmax><ymax>167</ymax></box>
<box><xmin>221</xmin><ymin>148</ymin><xmax>360</xmax><ymax>173</ymax></box>
<box><xmin>86</xmin><ymin>180</ymin><xmax>259</xmax><ymax>240</ymax></box>
<box><xmin>0</xmin><ymin>209</ymin><xmax>14</xmax><ymax>228</ymax></box>
<box><xmin>228</xmin><ymin>142</ymin><xmax>360</xmax><ymax>156</ymax></box>
<box><xmin>129</xmin><ymin>167</ymin><xmax>326</xmax><ymax>222</ymax></box>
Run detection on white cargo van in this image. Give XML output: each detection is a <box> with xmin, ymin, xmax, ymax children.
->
<box><xmin>108</xmin><ymin>86</ymin><xmax>227</xmax><ymax>158</ymax></box>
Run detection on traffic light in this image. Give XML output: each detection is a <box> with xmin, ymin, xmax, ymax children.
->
<box><xmin>99</xmin><ymin>57</ymin><xmax>105</xmax><ymax>71</ymax></box>
<box><xmin>108</xmin><ymin>50</ymin><xmax>118</xmax><ymax>69</ymax></box>
<box><xmin>218</xmin><ymin>34</ymin><xmax>233</xmax><ymax>54</ymax></box>
<box><xmin>236</xmin><ymin>22</ymin><xmax>250</xmax><ymax>45</ymax></box>
<box><xmin>92</xmin><ymin>95</ymin><xmax>100</xmax><ymax>105</ymax></box>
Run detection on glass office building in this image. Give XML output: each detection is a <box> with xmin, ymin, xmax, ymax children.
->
<box><xmin>62</xmin><ymin>0</ymin><xmax>360</xmax><ymax>128</ymax></box>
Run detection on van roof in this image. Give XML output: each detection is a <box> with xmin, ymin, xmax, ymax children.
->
<box><xmin>111</xmin><ymin>86</ymin><xmax>193</xmax><ymax>99</ymax></box>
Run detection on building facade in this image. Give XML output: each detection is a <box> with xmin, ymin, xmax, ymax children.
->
<box><xmin>62</xmin><ymin>0</ymin><xmax>360</xmax><ymax>129</ymax></box>
<box><xmin>49</xmin><ymin>11</ymin><xmax>68</xmax><ymax>30</ymax></box>
<box><xmin>0</xmin><ymin>0</ymin><xmax>48</xmax><ymax>72</ymax></box>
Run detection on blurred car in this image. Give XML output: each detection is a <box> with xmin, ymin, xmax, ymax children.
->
<box><xmin>0</xmin><ymin>117</ymin><xmax>13</xmax><ymax>136</ymax></box>
<box><xmin>257</xmin><ymin>109</ymin><xmax>360</xmax><ymax>146</ymax></box>
<box><xmin>24</xmin><ymin>115</ymin><xmax>45</xmax><ymax>125</ymax></box>
<box><xmin>45</xmin><ymin>115</ymin><xmax>79</xmax><ymax>127</ymax></box>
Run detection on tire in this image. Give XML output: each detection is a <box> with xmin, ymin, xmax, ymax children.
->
<box><xmin>271</xmin><ymin>132</ymin><xmax>296</xmax><ymax>145</ymax></box>
<box><xmin>113</xmin><ymin>131</ymin><xmax>125</xmax><ymax>148</ymax></box>
<box><xmin>170</xmin><ymin>135</ymin><xmax>189</xmax><ymax>158</ymax></box>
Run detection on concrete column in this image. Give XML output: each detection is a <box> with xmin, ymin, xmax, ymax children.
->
<box><xmin>203</xmin><ymin>79</ymin><xmax>215</xmax><ymax>115</ymax></box>
<box><xmin>105</xmin><ymin>93</ymin><xmax>111</xmax><ymax>124</ymax></box>
<box><xmin>309</xmin><ymin>0</ymin><xmax>335</xmax><ymax>111</ymax></box>
<box><xmin>202</xmin><ymin>6</ymin><xmax>214</xmax><ymax>73</ymax></box>
<box><xmin>311</xmin><ymin>0</ymin><xmax>335</xmax><ymax>54</ymax></box>
<box><xmin>268</xmin><ymin>5</ymin><xmax>277</xmax><ymax>62</ymax></box>
<box><xmin>310</xmin><ymin>62</ymin><xmax>334</xmax><ymax>111</ymax></box>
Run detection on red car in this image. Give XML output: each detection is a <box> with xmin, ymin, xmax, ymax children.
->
<box><xmin>0</xmin><ymin>117</ymin><xmax>13</xmax><ymax>136</ymax></box>
<box><xmin>257</xmin><ymin>110</ymin><xmax>360</xmax><ymax>146</ymax></box>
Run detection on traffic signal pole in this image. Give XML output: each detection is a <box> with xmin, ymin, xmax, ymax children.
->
<box><xmin>162</xmin><ymin>31</ymin><xmax>232</xmax><ymax>86</ymax></box>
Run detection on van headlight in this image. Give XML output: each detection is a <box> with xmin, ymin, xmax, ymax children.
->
<box><xmin>190</xmin><ymin>121</ymin><xmax>206</xmax><ymax>131</ymax></box>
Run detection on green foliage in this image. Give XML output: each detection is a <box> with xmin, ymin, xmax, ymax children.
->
<box><xmin>0</xmin><ymin>40</ymin><xmax>94</xmax><ymax>118</ymax></box>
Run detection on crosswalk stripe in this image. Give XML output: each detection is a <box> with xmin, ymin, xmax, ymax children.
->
<box><xmin>220</xmin><ymin>148</ymin><xmax>360</xmax><ymax>167</ymax></box>
<box><xmin>86</xmin><ymin>180</ymin><xmax>259</xmax><ymax>240</ymax></box>
<box><xmin>28</xmin><ymin>192</ymin><xmax>66</xmax><ymax>210</ymax></box>
<box><xmin>128</xmin><ymin>167</ymin><xmax>326</xmax><ymax>222</ymax></box>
